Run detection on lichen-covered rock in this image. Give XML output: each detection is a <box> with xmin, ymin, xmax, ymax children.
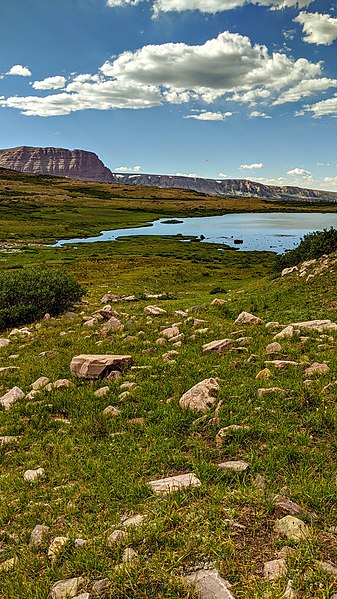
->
<box><xmin>179</xmin><ymin>378</ymin><xmax>219</xmax><ymax>412</ymax></box>
<box><xmin>51</xmin><ymin>577</ymin><xmax>85</xmax><ymax>599</ymax></box>
<box><xmin>274</xmin><ymin>516</ymin><xmax>310</xmax><ymax>542</ymax></box>
<box><xmin>0</xmin><ymin>386</ymin><xmax>25</xmax><ymax>410</ymax></box>
<box><xmin>70</xmin><ymin>354</ymin><xmax>132</xmax><ymax>379</ymax></box>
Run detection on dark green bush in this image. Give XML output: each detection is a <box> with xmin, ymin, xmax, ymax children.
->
<box><xmin>278</xmin><ymin>227</ymin><xmax>337</xmax><ymax>270</ymax></box>
<box><xmin>0</xmin><ymin>267</ymin><xmax>85</xmax><ymax>329</ymax></box>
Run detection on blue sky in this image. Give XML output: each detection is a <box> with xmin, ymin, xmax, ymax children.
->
<box><xmin>1</xmin><ymin>0</ymin><xmax>337</xmax><ymax>190</ymax></box>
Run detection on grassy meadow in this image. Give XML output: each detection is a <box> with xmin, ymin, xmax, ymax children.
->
<box><xmin>0</xmin><ymin>169</ymin><xmax>337</xmax><ymax>598</ymax></box>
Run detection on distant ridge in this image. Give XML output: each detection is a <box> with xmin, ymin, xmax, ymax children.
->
<box><xmin>1</xmin><ymin>145</ymin><xmax>337</xmax><ymax>204</ymax></box>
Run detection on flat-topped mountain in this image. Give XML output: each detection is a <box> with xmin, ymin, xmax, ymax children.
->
<box><xmin>1</xmin><ymin>145</ymin><xmax>337</xmax><ymax>203</ymax></box>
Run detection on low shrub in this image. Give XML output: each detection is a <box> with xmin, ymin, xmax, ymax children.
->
<box><xmin>0</xmin><ymin>267</ymin><xmax>85</xmax><ymax>329</ymax></box>
<box><xmin>278</xmin><ymin>227</ymin><xmax>337</xmax><ymax>270</ymax></box>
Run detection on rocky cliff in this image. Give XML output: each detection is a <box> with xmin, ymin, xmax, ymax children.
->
<box><xmin>1</xmin><ymin>146</ymin><xmax>337</xmax><ymax>203</ymax></box>
<box><xmin>0</xmin><ymin>146</ymin><xmax>114</xmax><ymax>183</ymax></box>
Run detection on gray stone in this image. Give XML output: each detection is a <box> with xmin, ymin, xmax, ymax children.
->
<box><xmin>291</xmin><ymin>319</ymin><xmax>337</xmax><ymax>332</ymax></box>
<box><xmin>234</xmin><ymin>311</ymin><xmax>263</xmax><ymax>325</ymax></box>
<box><xmin>266</xmin><ymin>342</ymin><xmax>282</xmax><ymax>354</ymax></box>
<box><xmin>107</xmin><ymin>529</ymin><xmax>127</xmax><ymax>547</ymax></box>
<box><xmin>74</xmin><ymin>538</ymin><xmax>87</xmax><ymax>548</ymax></box>
<box><xmin>202</xmin><ymin>339</ymin><xmax>235</xmax><ymax>353</ymax></box>
<box><xmin>122</xmin><ymin>547</ymin><xmax>138</xmax><ymax>563</ymax></box>
<box><xmin>24</xmin><ymin>467</ymin><xmax>45</xmax><ymax>482</ymax></box>
<box><xmin>257</xmin><ymin>387</ymin><xmax>286</xmax><ymax>398</ymax></box>
<box><xmin>305</xmin><ymin>362</ymin><xmax>330</xmax><ymax>376</ymax></box>
<box><xmin>94</xmin><ymin>386</ymin><xmax>110</xmax><ymax>398</ymax></box>
<box><xmin>0</xmin><ymin>386</ymin><xmax>25</xmax><ymax>410</ymax></box>
<box><xmin>273</xmin><ymin>326</ymin><xmax>294</xmax><ymax>340</ymax></box>
<box><xmin>263</xmin><ymin>558</ymin><xmax>287</xmax><ymax>581</ymax></box>
<box><xmin>218</xmin><ymin>460</ymin><xmax>249</xmax><ymax>473</ymax></box>
<box><xmin>92</xmin><ymin>578</ymin><xmax>111</xmax><ymax>596</ymax></box>
<box><xmin>184</xmin><ymin>569</ymin><xmax>235</xmax><ymax>598</ymax></box>
<box><xmin>122</xmin><ymin>514</ymin><xmax>144</xmax><ymax>527</ymax></box>
<box><xmin>0</xmin><ymin>338</ymin><xmax>10</xmax><ymax>347</ymax></box>
<box><xmin>162</xmin><ymin>326</ymin><xmax>180</xmax><ymax>339</ymax></box>
<box><xmin>144</xmin><ymin>305</ymin><xmax>166</xmax><ymax>316</ymax></box>
<box><xmin>70</xmin><ymin>354</ymin><xmax>132</xmax><ymax>379</ymax></box>
<box><xmin>51</xmin><ymin>577</ymin><xmax>85</xmax><ymax>599</ymax></box>
<box><xmin>179</xmin><ymin>378</ymin><xmax>219</xmax><ymax>413</ymax></box>
<box><xmin>149</xmin><ymin>472</ymin><xmax>201</xmax><ymax>495</ymax></box>
<box><xmin>29</xmin><ymin>524</ymin><xmax>49</xmax><ymax>546</ymax></box>
<box><xmin>31</xmin><ymin>376</ymin><xmax>50</xmax><ymax>390</ymax></box>
<box><xmin>102</xmin><ymin>405</ymin><xmax>120</xmax><ymax>416</ymax></box>
<box><xmin>274</xmin><ymin>516</ymin><xmax>310</xmax><ymax>542</ymax></box>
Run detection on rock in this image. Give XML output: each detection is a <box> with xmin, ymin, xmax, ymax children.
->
<box><xmin>122</xmin><ymin>514</ymin><xmax>144</xmax><ymax>527</ymax></box>
<box><xmin>0</xmin><ymin>366</ymin><xmax>20</xmax><ymax>374</ymax></box>
<box><xmin>0</xmin><ymin>557</ymin><xmax>18</xmax><ymax>572</ymax></box>
<box><xmin>64</xmin><ymin>311</ymin><xmax>78</xmax><ymax>319</ymax></box>
<box><xmin>100</xmin><ymin>317</ymin><xmax>123</xmax><ymax>337</ymax></box>
<box><xmin>211</xmin><ymin>298</ymin><xmax>226</xmax><ymax>306</ymax></box>
<box><xmin>45</xmin><ymin>379</ymin><xmax>72</xmax><ymax>391</ymax></box>
<box><xmin>0</xmin><ymin>338</ymin><xmax>10</xmax><ymax>347</ymax></box>
<box><xmin>218</xmin><ymin>461</ymin><xmax>249</xmax><ymax>472</ymax></box>
<box><xmin>266</xmin><ymin>342</ymin><xmax>282</xmax><ymax>354</ymax></box>
<box><xmin>274</xmin><ymin>516</ymin><xmax>310</xmax><ymax>542</ymax></box>
<box><xmin>291</xmin><ymin>319</ymin><xmax>337</xmax><ymax>332</ymax></box>
<box><xmin>184</xmin><ymin>569</ymin><xmax>235</xmax><ymax>599</ymax></box>
<box><xmin>99</xmin><ymin>305</ymin><xmax>119</xmax><ymax>319</ymax></box>
<box><xmin>215</xmin><ymin>425</ymin><xmax>249</xmax><ymax>446</ymax></box>
<box><xmin>101</xmin><ymin>293</ymin><xmax>121</xmax><ymax>304</ymax></box>
<box><xmin>265</xmin><ymin>360</ymin><xmax>300</xmax><ymax>369</ymax></box>
<box><xmin>83</xmin><ymin>318</ymin><xmax>98</xmax><ymax>327</ymax></box>
<box><xmin>48</xmin><ymin>536</ymin><xmax>69</xmax><ymax>562</ymax></box>
<box><xmin>156</xmin><ymin>337</ymin><xmax>166</xmax><ymax>346</ymax></box>
<box><xmin>9</xmin><ymin>327</ymin><xmax>32</xmax><ymax>339</ymax></box>
<box><xmin>0</xmin><ymin>435</ymin><xmax>19</xmax><ymax>445</ymax></box>
<box><xmin>39</xmin><ymin>350</ymin><xmax>56</xmax><ymax>358</ymax></box>
<box><xmin>24</xmin><ymin>467</ymin><xmax>45</xmax><ymax>482</ymax></box>
<box><xmin>263</xmin><ymin>558</ymin><xmax>287</xmax><ymax>581</ymax></box>
<box><xmin>320</xmin><ymin>560</ymin><xmax>337</xmax><ymax>576</ymax></box>
<box><xmin>31</xmin><ymin>376</ymin><xmax>50</xmax><ymax>390</ymax></box>
<box><xmin>0</xmin><ymin>386</ymin><xmax>25</xmax><ymax>410</ymax></box>
<box><xmin>149</xmin><ymin>472</ymin><xmax>201</xmax><ymax>495</ymax></box>
<box><xmin>202</xmin><ymin>339</ymin><xmax>235</xmax><ymax>353</ymax></box>
<box><xmin>122</xmin><ymin>547</ymin><xmax>138</xmax><ymax>563</ymax></box>
<box><xmin>94</xmin><ymin>386</ymin><xmax>110</xmax><ymax>397</ymax></box>
<box><xmin>305</xmin><ymin>362</ymin><xmax>330</xmax><ymax>376</ymax></box>
<box><xmin>162</xmin><ymin>350</ymin><xmax>179</xmax><ymax>362</ymax></box>
<box><xmin>74</xmin><ymin>538</ymin><xmax>87</xmax><ymax>548</ymax></box>
<box><xmin>51</xmin><ymin>577</ymin><xmax>85</xmax><ymax>599</ymax></box>
<box><xmin>278</xmin><ymin>547</ymin><xmax>296</xmax><ymax>558</ymax></box>
<box><xmin>257</xmin><ymin>387</ymin><xmax>286</xmax><ymax>398</ymax></box>
<box><xmin>92</xmin><ymin>579</ymin><xmax>111</xmax><ymax>595</ymax></box>
<box><xmin>73</xmin><ymin>594</ymin><xmax>90</xmax><ymax>599</ymax></box>
<box><xmin>29</xmin><ymin>524</ymin><xmax>49</xmax><ymax>546</ymax></box>
<box><xmin>102</xmin><ymin>405</ymin><xmax>120</xmax><ymax>416</ymax></box>
<box><xmin>161</xmin><ymin>326</ymin><xmax>180</xmax><ymax>339</ymax></box>
<box><xmin>106</xmin><ymin>370</ymin><xmax>123</xmax><ymax>381</ymax></box>
<box><xmin>281</xmin><ymin>266</ymin><xmax>299</xmax><ymax>277</ymax></box>
<box><xmin>273</xmin><ymin>496</ymin><xmax>317</xmax><ymax>520</ymax></box>
<box><xmin>179</xmin><ymin>378</ymin><xmax>219</xmax><ymax>412</ymax></box>
<box><xmin>107</xmin><ymin>529</ymin><xmax>127</xmax><ymax>547</ymax></box>
<box><xmin>174</xmin><ymin>310</ymin><xmax>188</xmax><ymax>317</ymax></box>
<box><xmin>128</xmin><ymin>417</ymin><xmax>145</xmax><ymax>425</ymax></box>
<box><xmin>255</xmin><ymin>368</ymin><xmax>273</xmax><ymax>380</ymax></box>
<box><xmin>144</xmin><ymin>305</ymin><xmax>166</xmax><ymax>316</ymax></box>
<box><xmin>70</xmin><ymin>354</ymin><xmax>132</xmax><ymax>379</ymax></box>
<box><xmin>120</xmin><ymin>381</ymin><xmax>137</xmax><ymax>390</ymax></box>
<box><xmin>234</xmin><ymin>311</ymin><xmax>263</xmax><ymax>325</ymax></box>
<box><xmin>273</xmin><ymin>326</ymin><xmax>294</xmax><ymax>340</ymax></box>
<box><xmin>283</xmin><ymin>580</ymin><xmax>297</xmax><ymax>598</ymax></box>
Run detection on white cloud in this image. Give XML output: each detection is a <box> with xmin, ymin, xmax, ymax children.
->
<box><xmin>175</xmin><ymin>172</ymin><xmax>199</xmax><ymax>177</ymax></box>
<box><xmin>324</xmin><ymin>176</ymin><xmax>337</xmax><ymax>187</ymax></box>
<box><xmin>114</xmin><ymin>165</ymin><xmax>142</xmax><ymax>171</ymax></box>
<box><xmin>273</xmin><ymin>77</ymin><xmax>337</xmax><ymax>104</ymax></box>
<box><xmin>184</xmin><ymin>110</ymin><xmax>233</xmax><ymax>120</ymax></box>
<box><xmin>6</xmin><ymin>64</ymin><xmax>31</xmax><ymax>77</ymax></box>
<box><xmin>0</xmin><ymin>30</ymin><xmax>328</xmax><ymax>117</ymax></box>
<box><xmin>303</xmin><ymin>94</ymin><xmax>337</xmax><ymax>117</ymax></box>
<box><xmin>295</xmin><ymin>12</ymin><xmax>337</xmax><ymax>46</ymax></box>
<box><xmin>249</xmin><ymin>110</ymin><xmax>271</xmax><ymax>118</ymax></box>
<box><xmin>218</xmin><ymin>172</ymin><xmax>229</xmax><ymax>178</ymax></box>
<box><xmin>32</xmin><ymin>76</ymin><xmax>67</xmax><ymax>90</ymax></box>
<box><xmin>106</xmin><ymin>0</ymin><xmax>314</xmax><ymax>14</ymax></box>
<box><xmin>240</xmin><ymin>163</ymin><xmax>263</xmax><ymax>169</ymax></box>
<box><xmin>106</xmin><ymin>0</ymin><xmax>142</xmax><ymax>5</ymax></box>
<box><xmin>287</xmin><ymin>167</ymin><xmax>311</xmax><ymax>177</ymax></box>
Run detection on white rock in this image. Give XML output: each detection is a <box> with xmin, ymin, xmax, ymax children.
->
<box><xmin>31</xmin><ymin>376</ymin><xmax>50</xmax><ymax>390</ymax></box>
<box><xmin>122</xmin><ymin>514</ymin><xmax>144</xmax><ymax>528</ymax></box>
<box><xmin>94</xmin><ymin>386</ymin><xmax>110</xmax><ymax>397</ymax></box>
<box><xmin>263</xmin><ymin>558</ymin><xmax>287</xmax><ymax>580</ymax></box>
<box><xmin>107</xmin><ymin>529</ymin><xmax>127</xmax><ymax>547</ymax></box>
<box><xmin>218</xmin><ymin>461</ymin><xmax>249</xmax><ymax>473</ymax></box>
<box><xmin>162</xmin><ymin>326</ymin><xmax>180</xmax><ymax>339</ymax></box>
<box><xmin>179</xmin><ymin>378</ymin><xmax>219</xmax><ymax>413</ymax></box>
<box><xmin>184</xmin><ymin>569</ymin><xmax>235</xmax><ymax>598</ymax></box>
<box><xmin>122</xmin><ymin>547</ymin><xmax>138</xmax><ymax>563</ymax></box>
<box><xmin>48</xmin><ymin>536</ymin><xmax>69</xmax><ymax>562</ymax></box>
<box><xmin>274</xmin><ymin>326</ymin><xmax>295</xmax><ymax>340</ymax></box>
<box><xmin>202</xmin><ymin>339</ymin><xmax>235</xmax><ymax>353</ymax></box>
<box><xmin>234</xmin><ymin>311</ymin><xmax>263</xmax><ymax>325</ymax></box>
<box><xmin>0</xmin><ymin>338</ymin><xmax>10</xmax><ymax>347</ymax></box>
<box><xmin>24</xmin><ymin>467</ymin><xmax>45</xmax><ymax>482</ymax></box>
<box><xmin>281</xmin><ymin>266</ymin><xmax>298</xmax><ymax>277</ymax></box>
<box><xmin>144</xmin><ymin>305</ymin><xmax>167</xmax><ymax>316</ymax></box>
<box><xmin>0</xmin><ymin>386</ymin><xmax>25</xmax><ymax>410</ymax></box>
<box><xmin>51</xmin><ymin>577</ymin><xmax>84</xmax><ymax>599</ymax></box>
<box><xmin>149</xmin><ymin>473</ymin><xmax>201</xmax><ymax>495</ymax></box>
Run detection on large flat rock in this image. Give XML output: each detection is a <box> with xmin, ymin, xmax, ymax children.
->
<box><xmin>184</xmin><ymin>569</ymin><xmax>235</xmax><ymax>598</ymax></box>
<box><xmin>70</xmin><ymin>354</ymin><xmax>132</xmax><ymax>379</ymax></box>
<box><xmin>149</xmin><ymin>473</ymin><xmax>201</xmax><ymax>495</ymax></box>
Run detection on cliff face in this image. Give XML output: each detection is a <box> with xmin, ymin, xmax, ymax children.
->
<box><xmin>0</xmin><ymin>146</ymin><xmax>114</xmax><ymax>183</ymax></box>
<box><xmin>1</xmin><ymin>146</ymin><xmax>337</xmax><ymax>204</ymax></box>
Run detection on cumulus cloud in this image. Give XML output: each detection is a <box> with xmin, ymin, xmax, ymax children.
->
<box><xmin>303</xmin><ymin>94</ymin><xmax>337</xmax><ymax>117</ymax></box>
<box><xmin>106</xmin><ymin>0</ymin><xmax>142</xmax><ymax>5</ymax></box>
<box><xmin>273</xmin><ymin>78</ymin><xmax>337</xmax><ymax>105</ymax></box>
<box><xmin>6</xmin><ymin>64</ymin><xmax>31</xmax><ymax>77</ymax></box>
<box><xmin>240</xmin><ymin>163</ymin><xmax>263</xmax><ymax>169</ymax></box>
<box><xmin>114</xmin><ymin>165</ymin><xmax>142</xmax><ymax>171</ymax></box>
<box><xmin>287</xmin><ymin>167</ymin><xmax>311</xmax><ymax>176</ymax></box>
<box><xmin>106</xmin><ymin>0</ymin><xmax>313</xmax><ymax>14</ymax></box>
<box><xmin>294</xmin><ymin>12</ymin><xmax>337</xmax><ymax>46</ymax></box>
<box><xmin>184</xmin><ymin>110</ymin><xmax>233</xmax><ymax>120</ymax></box>
<box><xmin>218</xmin><ymin>172</ymin><xmax>229</xmax><ymax>178</ymax></box>
<box><xmin>175</xmin><ymin>172</ymin><xmax>199</xmax><ymax>177</ymax></box>
<box><xmin>32</xmin><ymin>76</ymin><xmax>67</xmax><ymax>90</ymax></box>
<box><xmin>324</xmin><ymin>176</ymin><xmax>337</xmax><ymax>187</ymax></box>
<box><xmin>249</xmin><ymin>110</ymin><xmax>271</xmax><ymax>118</ymax></box>
<box><xmin>0</xmin><ymin>31</ymin><xmax>328</xmax><ymax>117</ymax></box>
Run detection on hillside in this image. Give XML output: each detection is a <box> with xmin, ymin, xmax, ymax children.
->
<box><xmin>0</xmin><ymin>222</ymin><xmax>337</xmax><ymax>597</ymax></box>
<box><xmin>1</xmin><ymin>146</ymin><xmax>337</xmax><ymax>204</ymax></box>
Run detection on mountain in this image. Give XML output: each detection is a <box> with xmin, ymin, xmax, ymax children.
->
<box><xmin>1</xmin><ymin>145</ymin><xmax>337</xmax><ymax>203</ymax></box>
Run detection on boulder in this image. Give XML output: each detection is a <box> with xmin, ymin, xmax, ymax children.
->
<box><xmin>70</xmin><ymin>354</ymin><xmax>132</xmax><ymax>379</ymax></box>
<box><xmin>274</xmin><ymin>516</ymin><xmax>310</xmax><ymax>542</ymax></box>
<box><xmin>144</xmin><ymin>305</ymin><xmax>167</xmax><ymax>316</ymax></box>
<box><xmin>273</xmin><ymin>326</ymin><xmax>294</xmax><ymax>340</ymax></box>
<box><xmin>291</xmin><ymin>319</ymin><xmax>337</xmax><ymax>332</ymax></box>
<box><xmin>0</xmin><ymin>386</ymin><xmax>25</xmax><ymax>410</ymax></box>
<box><xmin>184</xmin><ymin>569</ymin><xmax>235</xmax><ymax>599</ymax></box>
<box><xmin>234</xmin><ymin>311</ymin><xmax>263</xmax><ymax>325</ymax></box>
<box><xmin>202</xmin><ymin>339</ymin><xmax>235</xmax><ymax>353</ymax></box>
<box><xmin>149</xmin><ymin>473</ymin><xmax>201</xmax><ymax>495</ymax></box>
<box><xmin>51</xmin><ymin>577</ymin><xmax>85</xmax><ymax>599</ymax></box>
<box><xmin>162</xmin><ymin>326</ymin><xmax>180</xmax><ymax>339</ymax></box>
<box><xmin>266</xmin><ymin>342</ymin><xmax>282</xmax><ymax>354</ymax></box>
<box><xmin>179</xmin><ymin>378</ymin><xmax>219</xmax><ymax>412</ymax></box>
<box><xmin>305</xmin><ymin>362</ymin><xmax>330</xmax><ymax>376</ymax></box>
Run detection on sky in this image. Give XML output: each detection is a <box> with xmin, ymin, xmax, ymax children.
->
<box><xmin>1</xmin><ymin>0</ymin><xmax>337</xmax><ymax>190</ymax></box>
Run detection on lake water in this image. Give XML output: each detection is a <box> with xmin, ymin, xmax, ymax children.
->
<box><xmin>55</xmin><ymin>212</ymin><xmax>337</xmax><ymax>253</ymax></box>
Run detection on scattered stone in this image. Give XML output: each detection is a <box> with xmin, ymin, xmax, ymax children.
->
<box><xmin>144</xmin><ymin>305</ymin><xmax>167</xmax><ymax>316</ymax></box>
<box><xmin>0</xmin><ymin>386</ymin><xmax>25</xmax><ymax>410</ymax></box>
<box><xmin>305</xmin><ymin>362</ymin><xmax>330</xmax><ymax>376</ymax></box>
<box><xmin>122</xmin><ymin>514</ymin><xmax>144</xmax><ymax>528</ymax></box>
<box><xmin>99</xmin><ymin>305</ymin><xmax>119</xmax><ymax>319</ymax></box>
<box><xmin>94</xmin><ymin>386</ymin><xmax>110</xmax><ymax>398</ymax></box>
<box><xmin>24</xmin><ymin>467</ymin><xmax>45</xmax><ymax>482</ymax></box>
<box><xmin>179</xmin><ymin>378</ymin><xmax>219</xmax><ymax>412</ymax></box>
<box><xmin>174</xmin><ymin>310</ymin><xmax>188</xmax><ymax>317</ymax></box>
<box><xmin>0</xmin><ymin>557</ymin><xmax>18</xmax><ymax>572</ymax></box>
<box><xmin>73</xmin><ymin>594</ymin><xmax>90</xmax><ymax>599</ymax></box>
<box><xmin>45</xmin><ymin>379</ymin><xmax>72</xmax><ymax>391</ymax></box>
<box><xmin>48</xmin><ymin>536</ymin><xmax>69</xmax><ymax>562</ymax></box>
<box><xmin>120</xmin><ymin>381</ymin><xmax>137</xmax><ymax>390</ymax></box>
<box><xmin>283</xmin><ymin>580</ymin><xmax>297</xmax><ymax>598</ymax></box>
<box><xmin>255</xmin><ymin>368</ymin><xmax>273</xmax><ymax>380</ymax></box>
<box><xmin>218</xmin><ymin>461</ymin><xmax>249</xmax><ymax>473</ymax></box>
<box><xmin>9</xmin><ymin>327</ymin><xmax>32</xmax><ymax>339</ymax></box>
<box><xmin>273</xmin><ymin>496</ymin><xmax>317</xmax><ymax>520</ymax></box>
<box><xmin>0</xmin><ymin>366</ymin><xmax>20</xmax><ymax>374</ymax></box>
<box><xmin>215</xmin><ymin>425</ymin><xmax>249</xmax><ymax>446</ymax></box>
<box><xmin>83</xmin><ymin>318</ymin><xmax>98</xmax><ymax>328</ymax></box>
<box><xmin>282</xmin><ymin>266</ymin><xmax>299</xmax><ymax>277</ymax></box>
<box><xmin>162</xmin><ymin>326</ymin><xmax>180</xmax><ymax>339</ymax></box>
<box><xmin>31</xmin><ymin>376</ymin><xmax>50</xmax><ymax>390</ymax></box>
<box><xmin>149</xmin><ymin>472</ymin><xmax>201</xmax><ymax>495</ymax></box>
<box><xmin>162</xmin><ymin>350</ymin><xmax>179</xmax><ymax>362</ymax></box>
<box><xmin>254</xmin><ymin>475</ymin><xmax>267</xmax><ymax>491</ymax></box>
<box><xmin>101</xmin><ymin>293</ymin><xmax>121</xmax><ymax>304</ymax></box>
<box><xmin>265</xmin><ymin>360</ymin><xmax>300</xmax><ymax>369</ymax></box>
<box><xmin>122</xmin><ymin>547</ymin><xmax>138</xmax><ymax>563</ymax></box>
<box><xmin>106</xmin><ymin>370</ymin><xmax>123</xmax><ymax>381</ymax></box>
<box><xmin>70</xmin><ymin>354</ymin><xmax>132</xmax><ymax>379</ymax></box>
<box><xmin>266</xmin><ymin>342</ymin><xmax>282</xmax><ymax>354</ymax></box>
<box><xmin>107</xmin><ymin>529</ymin><xmax>127</xmax><ymax>547</ymax></box>
<box><xmin>156</xmin><ymin>337</ymin><xmax>166</xmax><ymax>346</ymax></box>
<box><xmin>211</xmin><ymin>298</ymin><xmax>226</xmax><ymax>306</ymax></box>
<box><xmin>64</xmin><ymin>311</ymin><xmax>78</xmax><ymax>319</ymax></box>
<box><xmin>184</xmin><ymin>569</ymin><xmax>235</xmax><ymax>599</ymax></box>
<box><xmin>234</xmin><ymin>311</ymin><xmax>263</xmax><ymax>325</ymax></box>
<box><xmin>274</xmin><ymin>326</ymin><xmax>294</xmax><ymax>340</ymax></box>
<box><xmin>274</xmin><ymin>516</ymin><xmax>310</xmax><ymax>542</ymax></box>
<box><xmin>0</xmin><ymin>338</ymin><xmax>10</xmax><ymax>347</ymax></box>
<box><xmin>291</xmin><ymin>319</ymin><xmax>337</xmax><ymax>332</ymax></box>
<box><xmin>51</xmin><ymin>577</ymin><xmax>85</xmax><ymax>599</ymax></box>
<box><xmin>102</xmin><ymin>405</ymin><xmax>120</xmax><ymax>416</ymax></box>
<box><xmin>0</xmin><ymin>436</ymin><xmax>19</xmax><ymax>445</ymax></box>
<box><xmin>74</xmin><ymin>538</ymin><xmax>87</xmax><ymax>548</ymax></box>
<box><xmin>263</xmin><ymin>558</ymin><xmax>287</xmax><ymax>581</ymax></box>
<box><xmin>39</xmin><ymin>350</ymin><xmax>56</xmax><ymax>358</ymax></box>
<box><xmin>202</xmin><ymin>339</ymin><xmax>235</xmax><ymax>353</ymax></box>
<box><xmin>257</xmin><ymin>387</ymin><xmax>286</xmax><ymax>398</ymax></box>
<box><xmin>29</xmin><ymin>524</ymin><xmax>49</xmax><ymax>547</ymax></box>
<box><xmin>100</xmin><ymin>317</ymin><xmax>123</xmax><ymax>337</ymax></box>
<box><xmin>92</xmin><ymin>579</ymin><xmax>111</xmax><ymax>596</ymax></box>
<box><xmin>320</xmin><ymin>560</ymin><xmax>337</xmax><ymax>576</ymax></box>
